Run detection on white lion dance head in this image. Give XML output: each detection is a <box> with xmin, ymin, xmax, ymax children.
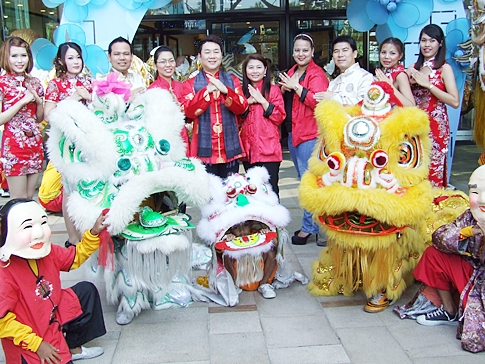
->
<box><xmin>197</xmin><ymin>167</ymin><xmax>307</xmax><ymax>304</ymax></box>
<box><xmin>47</xmin><ymin>74</ymin><xmax>211</xmax><ymax>324</ymax></box>
<box><xmin>47</xmin><ymin>74</ymin><xmax>210</xmax><ymax>236</ymax></box>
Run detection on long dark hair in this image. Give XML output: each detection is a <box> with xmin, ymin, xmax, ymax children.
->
<box><xmin>414</xmin><ymin>24</ymin><xmax>446</xmax><ymax>70</ymax></box>
<box><xmin>242</xmin><ymin>54</ymin><xmax>271</xmax><ymax>100</ymax></box>
<box><xmin>53</xmin><ymin>42</ymin><xmax>84</xmax><ymax>78</ymax></box>
<box><xmin>0</xmin><ymin>198</ymin><xmax>34</xmax><ymax>248</ymax></box>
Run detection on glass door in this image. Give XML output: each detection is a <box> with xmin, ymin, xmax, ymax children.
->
<box><xmin>211</xmin><ymin>20</ymin><xmax>281</xmax><ymax>81</ymax></box>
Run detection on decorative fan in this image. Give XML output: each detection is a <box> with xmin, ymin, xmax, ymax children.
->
<box><xmin>347</xmin><ymin>0</ymin><xmax>434</xmax><ymax>43</ymax></box>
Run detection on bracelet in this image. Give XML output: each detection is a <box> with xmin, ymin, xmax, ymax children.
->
<box><xmin>428</xmin><ymin>84</ymin><xmax>434</xmax><ymax>90</ymax></box>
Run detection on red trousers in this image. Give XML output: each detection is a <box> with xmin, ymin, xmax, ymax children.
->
<box><xmin>414</xmin><ymin>246</ymin><xmax>474</xmax><ymax>305</ymax></box>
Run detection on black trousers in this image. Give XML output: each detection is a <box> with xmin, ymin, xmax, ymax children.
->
<box><xmin>63</xmin><ymin>281</ymin><xmax>106</xmax><ymax>349</ymax></box>
<box><xmin>204</xmin><ymin>160</ymin><xmax>240</xmax><ymax>179</ymax></box>
<box><xmin>243</xmin><ymin>161</ymin><xmax>281</xmax><ymax>198</ymax></box>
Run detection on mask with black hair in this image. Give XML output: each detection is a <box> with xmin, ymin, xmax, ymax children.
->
<box><xmin>0</xmin><ymin>199</ymin><xmax>52</xmax><ymax>262</ymax></box>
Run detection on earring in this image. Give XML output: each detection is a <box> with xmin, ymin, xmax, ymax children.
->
<box><xmin>0</xmin><ymin>258</ymin><xmax>10</xmax><ymax>268</ymax></box>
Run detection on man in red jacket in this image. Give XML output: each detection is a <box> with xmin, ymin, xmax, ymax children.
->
<box><xmin>183</xmin><ymin>35</ymin><xmax>248</xmax><ymax>178</ymax></box>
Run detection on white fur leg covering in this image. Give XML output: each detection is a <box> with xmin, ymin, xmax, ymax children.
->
<box><xmin>125</xmin><ymin>236</ymin><xmax>191</xmax><ymax>293</ymax></box>
<box><xmin>117</xmin><ymin>290</ymin><xmax>151</xmax><ymax>319</ymax></box>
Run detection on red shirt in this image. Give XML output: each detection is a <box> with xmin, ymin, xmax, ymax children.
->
<box><xmin>0</xmin><ymin>245</ymin><xmax>81</xmax><ymax>364</ymax></box>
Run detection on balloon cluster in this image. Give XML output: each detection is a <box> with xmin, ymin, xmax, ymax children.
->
<box><xmin>376</xmin><ymin>0</ymin><xmax>402</xmax><ymax>12</ymax></box>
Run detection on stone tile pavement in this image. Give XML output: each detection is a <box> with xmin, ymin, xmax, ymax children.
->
<box><xmin>1</xmin><ymin>142</ymin><xmax>484</xmax><ymax>363</ymax></box>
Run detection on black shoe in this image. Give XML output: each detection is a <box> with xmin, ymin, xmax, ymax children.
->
<box><xmin>291</xmin><ymin>232</ymin><xmax>311</xmax><ymax>245</ymax></box>
<box><xmin>293</xmin><ymin>230</ymin><xmax>301</xmax><ymax>236</ymax></box>
<box><xmin>416</xmin><ymin>306</ymin><xmax>458</xmax><ymax>326</ymax></box>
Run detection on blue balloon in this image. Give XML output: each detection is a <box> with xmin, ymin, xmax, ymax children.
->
<box><xmin>402</xmin><ymin>0</ymin><xmax>433</xmax><ymax>25</ymax></box>
<box><xmin>380</xmin><ymin>0</ymin><xmax>390</xmax><ymax>5</ymax></box>
<box><xmin>149</xmin><ymin>0</ymin><xmax>171</xmax><ymax>7</ymax></box>
<box><xmin>446</xmin><ymin>18</ymin><xmax>471</xmax><ymax>39</ymax></box>
<box><xmin>446</xmin><ymin>29</ymin><xmax>465</xmax><ymax>54</ymax></box>
<box><xmin>53</xmin><ymin>24</ymin><xmax>86</xmax><ymax>46</ymax></box>
<box><xmin>64</xmin><ymin>1</ymin><xmax>88</xmax><ymax>23</ymax></box>
<box><xmin>116</xmin><ymin>0</ymin><xmax>144</xmax><ymax>10</ymax></box>
<box><xmin>387</xmin><ymin>2</ymin><xmax>397</xmax><ymax>11</ymax></box>
<box><xmin>454</xmin><ymin>49</ymin><xmax>465</xmax><ymax>58</ymax></box>
<box><xmin>31</xmin><ymin>38</ymin><xmax>53</xmax><ymax>55</ymax></box>
<box><xmin>91</xmin><ymin>0</ymin><xmax>108</xmax><ymax>5</ymax></box>
<box><xmin>391</xmin><ymin>3</ymin><xmax>419</xmax><ymax>28</ymax></box>
<box><xmin>74</xmin><ymin>0</ymin><xmax>91</xmax><ymax>5</ymax></box>
<box><xmin>85</xmin><ymin>45</ymin><xmax>110</xmax><ymax>75</ymax></box>
<box><xmin>37</xmin><ymin>44</ymin><xmax>58</xmax><ymax>70</ymax></box>
<box><xmin>42</xmin><ymin>0</ymin><xmax>65</xmax><ymax>7</ymax></box>
<box><xmin>347</xmin><ymin>0</ymin><xmax>375</xmax><ymax>32</ymax></box>
<box><xmin>376</xmin><ymin>16</ymin><xmax>408</xmax><ymax>43</ymax></box>
<box><xmin>367</xmin><ymin>0</ymin><xmax>389</xmax><ymax>25</ymax></box>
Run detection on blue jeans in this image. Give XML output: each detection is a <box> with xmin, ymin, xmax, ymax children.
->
<box><xmin>288</xmin><ymin>133</ymin><xmax>319</xmax><ymax>235</ymax></box>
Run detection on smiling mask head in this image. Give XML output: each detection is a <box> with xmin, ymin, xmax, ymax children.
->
<box><xmin>0</xmin><ymin>199</ymin><xmax>52</xmax><ymax>262</ymax></box>
<box><xmin>469</xmin><ymin>165</ymin><xmax>485</xmax><ymax>229</ymax></box>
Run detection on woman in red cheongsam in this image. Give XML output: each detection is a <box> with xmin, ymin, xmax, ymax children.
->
<box><xmin>0</xmin><ymin>37</ymin><xmax>44</xmax><ymax>199</ymax></box>
<box><xmin>374</xmin><ymin>37</ymin><xmax>415</xmax><ymax>107</ymax></box>
<box><xmin>407</xmin><ymin>24</ymin><xmax>459</xmax><ymax>188</ymax></box>
<box><xmin>44</xmin><ymin>42</ymin><xmax>93</xmax><ymax>247</ymax></box>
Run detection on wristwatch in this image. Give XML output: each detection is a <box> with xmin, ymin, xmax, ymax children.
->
<box><xmin>294</xmin><ymin>84</ymin><xmax>300</xmax><ymax>91</ymax></box>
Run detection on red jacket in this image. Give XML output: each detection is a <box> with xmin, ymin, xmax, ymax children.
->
<box><xmin>183</xmin><ymin>72</ymin><xmax>248</xmax><ymax>163</ymax></box>
<box><xmin>239</xmin><ymin>82</ymin><xmax>286</xmax><ymax>163</ymax></box>
<box><xmin>286</xmin><ymin>60</ymin><xmax>328</xmax><ymax>147</ymax></box>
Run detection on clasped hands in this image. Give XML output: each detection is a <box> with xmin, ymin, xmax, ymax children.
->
<box><xmin>206</xmin><ymin>74</ymin><xmax>228</xmax><ymax>95</ymax></box>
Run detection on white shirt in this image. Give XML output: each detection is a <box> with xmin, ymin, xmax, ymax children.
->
<box><xmin>328</xmin><ymin>63</ymin><xmax>373</xmax><ymax>105</ymax></box>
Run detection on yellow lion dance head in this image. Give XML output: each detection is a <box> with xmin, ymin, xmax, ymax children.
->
<box><xmin>300</xmin><ymin>83</ymin><xmax>433</xmax><ymax>301</ymax></box>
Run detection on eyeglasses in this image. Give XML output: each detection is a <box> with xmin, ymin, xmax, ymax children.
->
<box><xmin>157</xmin><ymin>59</ymin><xmax>176</xmax><ymax>65</ymax></box>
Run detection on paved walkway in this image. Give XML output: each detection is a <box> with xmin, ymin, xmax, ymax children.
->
<box><xmin>1</xmin><ymin>143</ymin><xmax>484</xmax><ymax>364</ymax></box>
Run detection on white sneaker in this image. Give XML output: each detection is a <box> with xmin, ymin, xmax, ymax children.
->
<box><xmin>258</xmin><ymin>283</ymin><xmax>276</xmax><ymax>299</ymax></box>
<box><xmin>71</xmin><ymin>346</ymin><xmax>104</xmax><ymax>361</ymax></box>
<box><xmin>0</xmin><ymin>189</ymin><xmax>9</xmax><ymax>198</ymax></box>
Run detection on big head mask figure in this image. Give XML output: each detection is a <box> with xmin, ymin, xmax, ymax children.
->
<box><xmin>0</xmin><ymin>199</ymin><xmax>52</xmax><ymax>262</ymax></box>
<box><xmin>469</xmin><ymin>165</ymin><xmax>485</xmax><ymax>231</ymax></box>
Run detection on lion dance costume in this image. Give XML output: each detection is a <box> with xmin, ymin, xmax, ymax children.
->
<box><xmin>47</xmin><ymin>74</ymin><xmax>210</xmax><ymax>324</ymax></box>
<box><xmin>300</xmin><ymin>82</ymin><xmax>435</xmax><ymax>311</ymax></box>
<box><xmin>196</xmin><ymin>167</ymin><xmax>307</xmax><ymax>305</ymax></box>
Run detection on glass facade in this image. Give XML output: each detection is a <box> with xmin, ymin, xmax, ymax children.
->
<box><xmin>0</xmin><ymin>0</ymin><xmax>60</xmax><ymax>43</ymax></box>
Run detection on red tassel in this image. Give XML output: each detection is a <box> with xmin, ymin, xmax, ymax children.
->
<box><xmin>97</xmin><ymin>209</ymin><xmax>115</xmax><ymax>271</ymax></box>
